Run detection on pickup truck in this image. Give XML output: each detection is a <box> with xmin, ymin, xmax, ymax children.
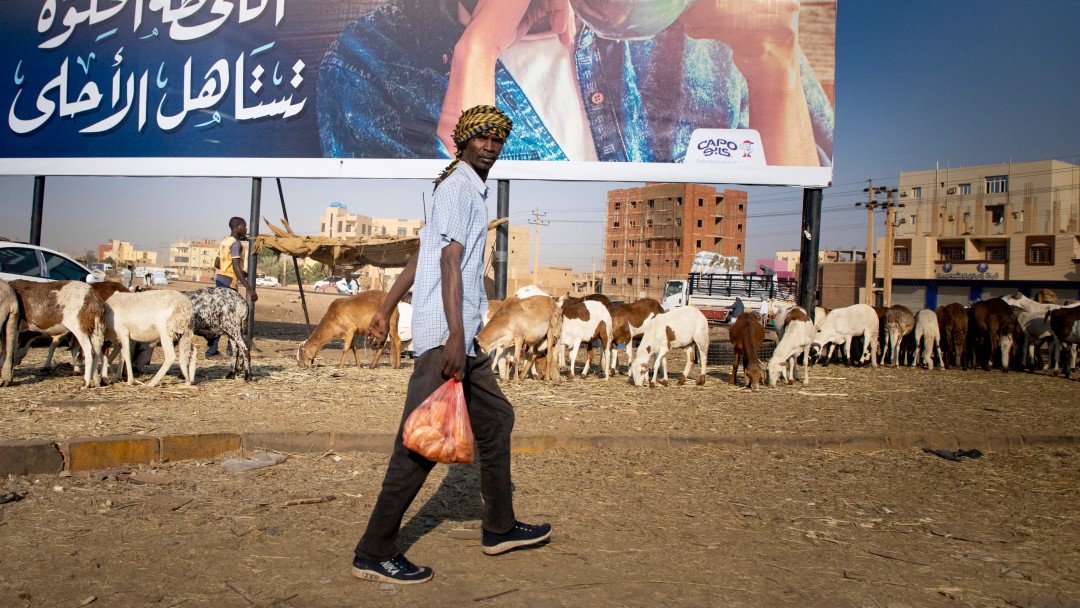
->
<box><xmin>661</xmin><ymin>272</ymin><xmax>798</xmax><ymax>325</ymax></box>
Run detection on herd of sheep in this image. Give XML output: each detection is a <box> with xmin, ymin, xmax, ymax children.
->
<box><xmin>3</xmin><ymin>278</ymin><xmax>1078</xmax><ymax>391</ymax></box>
<box><xmin>0</xmin><ymin>278</ymin><xmax>250</xmax><ymax>388</ymax></box>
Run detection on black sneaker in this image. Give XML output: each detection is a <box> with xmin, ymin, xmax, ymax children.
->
<box><xmin>482</xmin><ymin>521</ymin><xmax>552</xmax><ymax>556</ymax></box>
<box><xmin>351</xmin><ymin>553</ymin><xmax>433</xmax><ymax>584</ymax></box>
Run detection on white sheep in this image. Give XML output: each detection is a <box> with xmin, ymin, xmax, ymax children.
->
<box><xmin>767</xmin><ymin>306</ymin><xmax>815</xmax><ymax>386</ymax></box>
<box><xmin>105</xmin><ymin>290</ymin><xmax>196</xmax><ymax>386</ymax></box>
<box><xmin>912</xmin><ymin>308</ymin><xmax>944</xmax><ymax>370</ymax></box>
<box><xmin>558</xmin><ymin>298</ymin><xmax>612</xmax><ymax>380</ymax></box>
<box><xmin>811</xmin><ymin>303</ymin><xmax>879</xmax><ymax>367</ymax></box>
<box><xmin>629</xmin><ymin>307</ymin><xmax>709</xmax><ymax>387</ymax></box>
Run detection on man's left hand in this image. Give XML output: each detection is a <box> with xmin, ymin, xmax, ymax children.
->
<box><xmin>442</xmin><ymin>335</ymin><xmax>467</xmax><ymax>381</ymax></box>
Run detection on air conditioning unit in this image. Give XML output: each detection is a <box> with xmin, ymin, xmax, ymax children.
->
<box><xmin>899</xmin><ymin>191</ymin><xmax>909</xmax><ymax>197</ymax></box>
<box><xmin>947</xmin><ymin>187</ymin><xmax>957</xmax><ymax>195</ymax></box>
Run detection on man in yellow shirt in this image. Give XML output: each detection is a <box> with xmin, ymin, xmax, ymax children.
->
<box><xmin>207</xmin><ymin>217</ymin><xmax>258</xmax><ymax>357</ymax></box>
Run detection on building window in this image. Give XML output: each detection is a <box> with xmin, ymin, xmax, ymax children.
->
<box><xmin>645</xmin><ymin>259</ymin><xmax>651</xmax><ymax>267</ymax></box>
<box><xmin>614</xmin><ymin>202</ymin><xmax>621</xmax><ymax>210</ymax></box>
<box><xmin>627</xmin><ymin>259</ymin><xmax>634</xmax><ymax>268</ymax></box>
<box><xmin>677</xmin><ymin>197</ymin><xmax>682</xmax><ymax>205</ymax></box>
<box><xmin>959</xmin><ymin>183</ymin><xmax>971</xmax><ymax>195</ymax></box>
<box><xmin>644</xmin><ymin>277</ymin><xmax>650</xmax><ymax>287</ymax></box>
<box><xmin>736</xmin><ymin>244</ymin><xmax>742</xmax><ymax>252</ymax></box>
<box><xmin>738</xmin><ymin>203</ymin><xmax>744</xmax><ymax>212</ymax></box>
<box><xmin>645</xmin><ymin>240</ymin><xmax>652</xmax><ymax>248</ymax></box>
<box><xmin>397</xmin><ymin>227</ymin><xmax>407</xmax><ymax>236</ymax></box>
<box><xmin>696</xmin><ymin>219</ymin><xmax>702</xmax><ymax>228</ymax></box>
<box><xmin>940</xmin><ymin>246</ymin><xmax>965</xmax><ymax>261</ymax></box>
<box><xmin>629</xmin><ymin>220</ymin><xmax>636</xmax><ymax>228</ymax></box>
<box><xmin>676</xmin><ymin>218</ymin><xmax>682</xmax><ymax>226</ymax></box>
<box><xmin>1028</xmin><ymin>244</ymin><xmax>1052</xmax><ymax>265</ymax></box>
<box><xmin>611</xmin><ymin>277</ymin><xmax>617</xmax><ymax>286</ymax></box>
<box><xmin>698</xmin><ymin>198</ymin><xmax>704</xmax><ymax>207</ymax></box>
<box><xmin>413</xmin><ymin>228</ymin><xmax>421</xmax><ymax>236</ymax></box>
<box><xmin>337</xmin><ymin>221</ymin><xmax>343</xmax><ymax>233</ymax></box>
<box><xmin>696</xmin><ymin>240</ymin><xmax>702</xmax><ymax>248</ymax></box>
<box><xmin>986</xmin><ymin>175</ymin><xmax>1009</xmax><ymax>194</ymax></box>
<box><xmin>674</xmin><ymin>259</ymin><xmax>680</xmax><ymax>268</ymax></box>
<box><xmin>611</xmin><ymin>260</ymin><xmax>617</xmax><ymax>267</ymax></box>
<box><xmin>320</xmin><ymin>223</ymin><xmax>325</xmax><ymax>233</ymax></box>
<box><xmin>612</xmin><ymin>241</ymin><xmax>618</xmax><ymax>248</ymax></box>
<box><xmin>893</xmin><ymin>246</ymin><xmax>910</xmax><ymax>265</ymax></box>
<box><xmin>631</xmin><ymin>201</ymin><xmax>637</xmax><ymax>208</ymax></box>
<box><xmin>737</xmin><ymin>224</ymin><xmax>743</xmax><ymax>232</ymax></box>
<box><xmin>912</xmin><ymin>187</ymin><xmax>922</xmax><ymax>198</ymax></box>
<box><xmin>613</xmin><ymin>220</ymin><xmax>620</xmax><ymax>228</ymax></box>
<box><xmin>648</xmin><ymin>199</ymin><xmax>654</xmax><ymax>208</ymax></box>
<box><xmin>987</xmin><ymin>246</ymin><xmax>1008</xmax><ymax>261</ymax></box>
<box><xmin>627</xmin><ymin>277</ymin><xmax>633</xmax><ymax>285</ymax></box>
<box><xmin>646</xmin><ymin>219</ymin><xmax>653</xmax><ymax>227</ymax></box>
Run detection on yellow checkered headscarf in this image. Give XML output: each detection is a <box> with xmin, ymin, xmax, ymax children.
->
<box><xmin>434</xmin><ymin>105</ymin><xmax>513</xmax><ymax>190</ymax></box>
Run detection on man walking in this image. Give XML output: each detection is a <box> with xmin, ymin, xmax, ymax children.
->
<box><xmin>206</xmin><ymin>217</ymin><xmax>257</xmax><ymax>357</ymax></box>
<box><xmin>355</xmin><ymin>105</ymin><xmax>551</xmax><ymax>585</ymax></box>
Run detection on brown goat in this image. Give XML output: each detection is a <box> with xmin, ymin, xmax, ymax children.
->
<box><xmin>936</xmin><ymin>303</ymin><xmax>968</xmax><ymax>369</ymax></box>
<box><xmin>476</xmin><ymin>295</ymin><xmax>556</xmax><ymax>382</ymax></box>
<box><xmin>297</xmin><ymin>291</ymin><xmax>400</xmax><ymax>369</ymax></box>
<box><xmin>729</xmin><ymin>312</ymin><xmax>765</xmax><ymax>390</ymax></box>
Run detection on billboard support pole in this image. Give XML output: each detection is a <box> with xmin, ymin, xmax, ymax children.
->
<box><xmin>798</xmin><ymin>187</ymin><xmax>822</xmax><ymax>321</ymax></box>
<box><xmin>30</xmin><ymin>176</ymin><xmax>45</xmax><ymax>245</ymax></box>
<box><xmin>275</xmin><ymin>178</ymin><xmax>312</xmax><ymax>337</ymax></box>
<box><xmin>494</xmin><ymin>179</ymin><xmax>510</xmax><ymax>300</ymax></box>
<box><xmin>246</xmin><ymin>177</ymin><xmax>262</xmax><ymax>348</ymax></box>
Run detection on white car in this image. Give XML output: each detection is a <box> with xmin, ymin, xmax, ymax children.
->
<box><xmin>256</xmin><ymin>276</ymin><xmax>279</xmax><ymax>287</ymax></box>
<box><xmin>0</xmin><ymin>241</ymin><xmax>103</xmax><ymax>284</ymax></box>
<box><xmin>151</xmin><ymin>270</ymin><xmax>168</xmax><ymax>285</ymax></box>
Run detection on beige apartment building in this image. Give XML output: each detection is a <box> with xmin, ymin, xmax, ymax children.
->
<box><xmin>167</xmin><ymin>238</ymin><xmax>219</xmax><ymax>278</ymax></box>
<box><xmin>316</xmin><ymin>203</ymin><xmax>539</xmax><ymax>294</ymax></box>
<box><xmin>603</xmin><ymin>182</ymin><xmax>748</xmax><ymax>300</ymax></box>
<box><xmin>97</xmin><ymin>239</ymin><xmax>157</xmax><ymax>267</ymax></box>
<box><xmin>879</xmin><ymin>158</ymin><xmax>1080</xmax><ymax>308</ymax></box>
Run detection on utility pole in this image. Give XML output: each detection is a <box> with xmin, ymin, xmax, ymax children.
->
<box><xmin>528</xmin><ymin>209</ymin><xmax>548</xmax><ymax>285</ymax></box>
<box><xmin>883</xmin><ymin>188</ymin><xmax>902</xmax><ymax>307</ymax></box>
<box><xmin>856</xmin><ymin>182</ymin><xmax>899</xmax><ymax>307</ymax></box>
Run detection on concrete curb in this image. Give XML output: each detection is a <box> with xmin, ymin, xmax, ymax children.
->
<box><xmin>1</xmin><ymin>431</ymin><xmax>1077</xmax><ymax>476</ymax></box>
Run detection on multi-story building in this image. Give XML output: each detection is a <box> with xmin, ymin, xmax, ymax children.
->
<box><xmin>97</xmin><ymin>239</ymin><xmax>157</xmax><ymax>267</ymax></box>
<box><xmin>168</xmin><ymin>238</ymin><xmax>219</xmax><ymax>278</ymax></box>
<box><xmin>319</xmin><ymin>202</ymin><xmax>373</xmax><ymax>238</ymax></box>
<box><xmin>603</xmin><ymin>183</ymin><xmax>747</xmax><ymax>299</ymax></box>
<box><xmin>317</xmin><ymin>204</ymin><xmax>533</xmax><ymax>294</ymax></box>
<box><xmin>881</xmin><ymin>158</ymin><xmax>1080</xmax><ymax>308</ymax></box>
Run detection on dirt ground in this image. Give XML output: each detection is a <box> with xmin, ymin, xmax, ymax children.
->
<box><xmin>2</xmin><ymin>281</ymin><xmax>1079</xmax><ymax>607</ymax></box>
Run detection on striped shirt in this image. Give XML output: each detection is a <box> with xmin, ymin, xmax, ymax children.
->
<box><xmin>411</xmin><ymin>162</ymin><xmax>489</xmax><ymax>358</ymax></box>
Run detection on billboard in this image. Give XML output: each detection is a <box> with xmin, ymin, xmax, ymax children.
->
<box><xmin>0</xmin><ymin>0</ymin><xmax>836</xmax><ymax>186</ymax></box>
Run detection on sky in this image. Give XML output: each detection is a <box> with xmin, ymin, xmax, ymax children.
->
<box><xmin>2</xmin><ymin>1</ymin><xmax>1079</xmax><ymax>273</ymax></box>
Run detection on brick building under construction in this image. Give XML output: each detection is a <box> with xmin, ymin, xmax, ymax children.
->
<box><xmin>603</xmin><ymin>183</ymin><xmax>748</xmax><ymax>300</ymax></box>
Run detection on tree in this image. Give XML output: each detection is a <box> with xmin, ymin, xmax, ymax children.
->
<box><xmin>104</xmin><ymin>256</ymin><xmax>116</xmax><ymax>267</ymax></box>
<box><xmin>84</xmin><ymin>251</ymin><xmax>97</xmax><ymax>264</ymax></box>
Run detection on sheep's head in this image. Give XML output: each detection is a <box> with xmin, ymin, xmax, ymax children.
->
<box><xmin>629</xmin><ymin>347</ymin><xmax>651</xmax><ymax>387</ymax></box>
<box><xmin>296</xmin><ymin>341</ymin><xmax>315</xmax><ymax>368</ymax></box>
<box><xmin>766</xmin><ymin>356</ymin><xmax>784</xmax><ymax>387</ymax></box>
<box><xmin>745</xmin><ymin>360</ymin><xmax>764</xmax><ymax>392</ymax></box>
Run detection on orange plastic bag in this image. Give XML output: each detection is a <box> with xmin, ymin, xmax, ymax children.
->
<box><xmin>402</xmin><ymin>378</ymin><xmax>475</xmax><ymax>464</ymax></box>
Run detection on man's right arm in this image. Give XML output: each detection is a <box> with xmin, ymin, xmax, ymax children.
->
<box><xmin>367</xmin><ymin>251</ymin><xmax>418</xmax><ymax>346</ymax></box>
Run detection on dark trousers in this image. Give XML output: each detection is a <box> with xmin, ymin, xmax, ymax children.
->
<box><xmin>355</xmin><ymin>346</ymin><xmax>517</xmax><ymax>561</ymax></box>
